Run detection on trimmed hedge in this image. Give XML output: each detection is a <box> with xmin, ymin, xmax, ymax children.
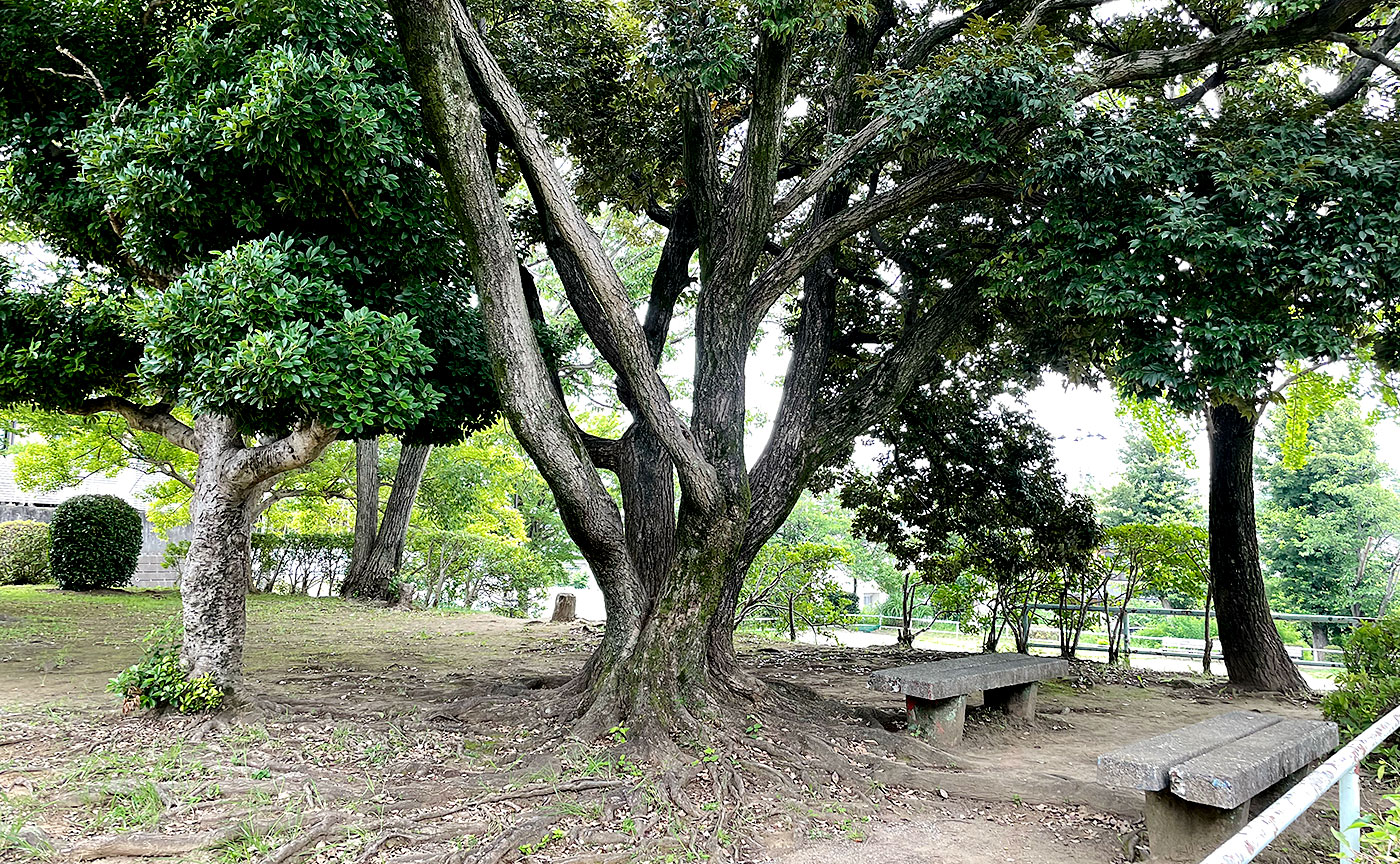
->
<box><xmin>51</xmin><ymin>494</ymin><xmax>143</xmax><ymax>590</ymax></box>
<box><xmin>0</xmin><ymin>520</ymin><xmax>52</xmax><ymax>585</ymax></box>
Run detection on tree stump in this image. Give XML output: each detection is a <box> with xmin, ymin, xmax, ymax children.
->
<box><xmin>550</xmin><ymin>592</ymin><xmax>577</xmax><ymax>623</ymax></box>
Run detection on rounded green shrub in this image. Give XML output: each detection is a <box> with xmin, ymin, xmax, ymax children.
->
<box><xmin>50</xmin><ymin>494</ymin><xmax>143</xmax><ymax>590</ymax></box>
<box><xmin>0</xmin><ymin>520</ymin><xmax>52</xmax><ymax>585</ymax></box>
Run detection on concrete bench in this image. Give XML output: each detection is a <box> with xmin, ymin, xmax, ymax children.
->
<box><xmin>868</xmin><ymin>653</ymin><xmax>1069</xmax><ymax>745</ymax></box>
<box><xmin>1098</xmin><ymin>710</ymin><xmax>1338</xmax><ymax>861</ymax></box>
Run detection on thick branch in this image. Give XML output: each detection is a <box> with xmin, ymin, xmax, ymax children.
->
<box><xmin>1325</xmin><ymin>18</ymin><xmax>1400</xmax><ymax>106</ymax></box>
<box><xmin>746</xmin><ymin>172</ymin><xmax>1011</xmax><ymax>328</ymax></box>
<box><xmin>449</xmin><ymin>5</ymin><xmax>720</xmax><ymax>510</ymax></box>
<box><xmin>390</xmin><ymin>0</ymin><xmax>644</xmax><ymax>617</ymax></box>
<box><xmin>75</xmin><ymin>397</ymin><xmax>198</xmax><ymax>453</ymax></box>
<box><xmin>772</xmin><ymin>115</ymin><xmax>894</xmax><ymax>223</ymax></box>
<box><xmin>1081</xmin><ymin>0</ymin><xmax>1376</xmax><ymax>95</ymax></box>
<box><xmin>227</xmin><ymin>420</ymin><xmax>338</xmax><ymax>491</ymax></box>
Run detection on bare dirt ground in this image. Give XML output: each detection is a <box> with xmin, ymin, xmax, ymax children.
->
<box><xmin>0</xmin><ymin>586</ymin><xmax>1360</xmax><ymax>864</ymax></box>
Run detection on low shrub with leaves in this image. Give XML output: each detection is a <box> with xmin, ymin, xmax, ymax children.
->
<box><xmin>1351</xmin><ymin>793</ymin><xmax>1400</xmax><ymax>863</ymax></box>
<box><xmin>51</xmin><ymin>493</ymin><xmax>143</xmax><ymax>590</ymax></box>
<box><xmin>108</xmin><ymin>619</ymin><xmax>224</xmax><ymax>713</ymax></box>
<box><xmin>1322</xmin><ymin>617</ymin><xmax>1400</xmax><ymax>763</ymax></box>
<box><xmin>0</xmin><ymin>519</ymin><xmax>51</xmax><ymax>584</ymax></box>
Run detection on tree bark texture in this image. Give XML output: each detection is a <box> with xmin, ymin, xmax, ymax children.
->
<box><xmin>1206</xmin><ymin>403</ymin><xmax>1307</xmax><ymax>692</ymax></box>
<box><xmin>342</xmin><ymin>443</ymin><xmax>432</xmax><ymax>601</ymax></box>
<box><xmin>178</xmin><ymin>413</ymin><xmax>337</xmax><ymax>693</ymax></box>
<box><xmin>346</xmin><ymin>437</ymin><xmax>380</xmax><ymax>586</ymax></box>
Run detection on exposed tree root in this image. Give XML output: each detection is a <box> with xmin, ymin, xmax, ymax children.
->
<box><xmin>255</xmin><ymin>813</ymin><xmax>349</xmax><ymax>864</ymax></box>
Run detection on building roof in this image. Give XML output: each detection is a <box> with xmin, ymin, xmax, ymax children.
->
<box><xmin>0</xmin><ymin>454</ymin><xmax>147</xmax><ymax>508</ymax></box>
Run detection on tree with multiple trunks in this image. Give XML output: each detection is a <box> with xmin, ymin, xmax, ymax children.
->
<box><xmin>0</xmin><ymin>0</ymin><xmax>495</xmax><ymax>692</ymax></box>
<box><xmin>989</xmin><ymin>88</ymin><xmax>1400</xmax><ymax>690</ymax></box>
<box><xmin>387</xmin><ymin>0</ymin><xmax>1400</xmax><ymax>731</ymax></box>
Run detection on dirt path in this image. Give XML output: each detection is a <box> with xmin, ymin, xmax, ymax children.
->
<box><xmin>0</xmin><ymin>587</ymin><xmax>1352</xmax><ymax>863</ymax></box>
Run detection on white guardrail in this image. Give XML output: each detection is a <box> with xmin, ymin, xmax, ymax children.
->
<box><xmin>1200</xmin><ymin>703</ymin><xmax>1400</xmax><ymax>864</ymax></box>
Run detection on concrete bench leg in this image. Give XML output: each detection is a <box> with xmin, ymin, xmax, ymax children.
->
<box><xmin>906</xmin><ymin>694</ymin><xmax>966</xmax><ymax>745</ymax></box>
<box><xmin>1145</xmin><ymin>790</ymin><xmax>1249</xmax><ymax>862</ymax></box>
<box><xmin>984</xmin><ymin>681</ymin><xmax>1038</xmax><ymax>720</ymax></box>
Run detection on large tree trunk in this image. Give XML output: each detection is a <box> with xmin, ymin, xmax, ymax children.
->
<box><xmin>1206</xmin><ymin>403</ymin><xmax>1307</xmax><ymax>692</ymax></box>
<box><xmin>177</xmin><ymin>413</ymin><xmax>338</xmax><ymax>696</ymax></box>
<box><xmin>345</xmin><ymin>437</ymin><xmax>380</xmax><ymax>586</ymax></box>
<box><xmin>342</xmin><ymin>442</ymin><xmax>431</xmax><ymax>601</ymax></box>
<box><xmin>181</xmin><ymin>435</ymin><xmax>258</xmax><ymax>689</ymax></box>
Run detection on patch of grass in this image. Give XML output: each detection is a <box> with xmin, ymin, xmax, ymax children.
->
<box><xmin>87</xmin><ymin>780</ymin><xmax>163</xmax><ymax>833</ymax></box>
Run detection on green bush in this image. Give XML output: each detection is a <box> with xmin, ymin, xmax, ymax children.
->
<box><xmin>0</xmin><ymin>520</ymin><xmax>52</xmax><ymax>585</ymax></box>
<box><xmin>50</xmin><ymin>494</ymin><xmax>143</xmax><ymax>590</ymax></box>
<box><xmin>1322</xmin><ymin>617</ymin><xmax>1400</xmax><ymax>763</ymax></box>
<box><xmin>107</xmin><ymin>619</ymin><xmax>223</xmax><ymax>713</ymax></box>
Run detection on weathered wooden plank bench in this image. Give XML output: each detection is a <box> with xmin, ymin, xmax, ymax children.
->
<box><xmin>1098</xmin><ymin>710</ymin><xmax>1338</xmax><ymax>861</ymax></box>
<box><xmin>868</xmin><ymin>653</ymin><xmax>1070</xmax><ymax>745</ymax></box>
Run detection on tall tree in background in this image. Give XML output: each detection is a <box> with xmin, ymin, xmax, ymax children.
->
<box><xmin>1098</xmin><ymin>434</ymin><xmax>1203</xmax><ymax>528</ymax></box>
<box><xmin>990</xmin><ymin>92</ymin><xmax>1400</xmax><ymax>690</ymax></box>
<box><xmin>1260</xmin><ymin>399</ymin><xmax>1400</xmax><ymax>644</ymax></box>
<box><xmin>0</xmin><ymin>0</ymin><xmax>495</xmax><ymax>691</ymax></box>
<box><xmin>390</xmin><ymin>0</ymin><xmax>1396</xmax><ymax>730</ymax></box>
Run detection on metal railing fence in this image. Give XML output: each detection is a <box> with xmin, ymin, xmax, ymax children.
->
<box><xmin>737</xmin><ymin>606</ymin><xmax>1368</xmax><ymax>671</ymax></box>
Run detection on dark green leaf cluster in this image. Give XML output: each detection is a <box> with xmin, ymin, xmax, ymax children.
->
<box><xmin>0</xmin><ymin>0</ymin><xmax>218</xmax><ymax>269</ymax></box>
<box><xmin>988</xmin><ymin>104</ymin><xmax>1400</xmax><ymax>409</ymax></box>
<box><xmin>0</xmin><ymin>266</ymin><xmax>143</xmax><ymax>413</ymax></box>
<box><xmin>1</xmin><ymin>0</ymin><xmax>498</xmax><ymax>443</ymax></box>
<box><xmin>870</xmin><ymin>26</ymin><xmax>1075</xmax><ymax>167</ymax></box>
<box><xmin>0</xmin><ymin>520</ymin><xmax>52</xmax><ymax>585</ymax></box>
<box><xmin>107</xmin><ymin>618</ymin><xmax>224</xmax><ymax>712</ymax></box>
<box><xmin>139</xmin><ymin>236</ymin><xmax>441</xmax><ymax>436</ymax></box>
<box><xmin>840</xmin><ymin>362</ymin><xmax>1101</xmax><ymax>583</ymax></box>
<box><xmin>50</xmin><ymin>492</ymin><xmax>143</xmax><ymax>590</ymax></box>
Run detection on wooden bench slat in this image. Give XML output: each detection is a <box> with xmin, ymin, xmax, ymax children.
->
<box><xmin>1097</xmin><ymin>711</ymin><xmax>1280</xmax><ymax>791</ymax></box>
<box><xmin>1168</xmin><ymin>718</ymin><xmax>1339</xmax><ymax>809</ymax></box>
<box><xmin>868</xmin><ymin>653</ymin><xmax>1068</xmax><ymax>702</ymax></box>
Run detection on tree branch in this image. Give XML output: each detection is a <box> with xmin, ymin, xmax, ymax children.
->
<box><xmin>1081</xmin><ymin>0</ymin><xmax>1377</xmax><ymax>96</ymax></box>
<box><xmin>772</xmin><ymin>115</ymin><xmax>895</xmax><ymax>224</ymax></box>
<box><xmin>75</xmin><ymin>397</ymin><xmax>198</xmax><ymax>453</ymax></box>
<box><xmin>746</xmin><ymin>171</ymin><xmax>1013</xmax><ymax>328</ymax></box>
<box><xmin>1325</xmin><ymin>17</ymin><xmax>1400</xmax><ymax>106</ymax></box>
<box><xmin>228</xmin><ymin>420</ymin><xmax>339</xmax><ymax>491</ymax></box>
<box><xmin>391</xmin><ymin>0</ymin><xmax>645</xmax><ymax>619</ymax></box>
<box><xmin>449</xmin><ymin>4</ymin><xmax>720</xmax><ymax>511</ymax></box>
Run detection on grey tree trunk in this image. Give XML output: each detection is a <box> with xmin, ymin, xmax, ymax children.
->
<box><xmin>178</xmin><ymin>413</ymin><xmax>338</xmax><ymax>695</ymax></box>
<box><xmin>343</xmin><ymin>443</ymin><xmax>432</xmax><ymax>601</ymax></box>
<box><xmin>181</xmin><ymin>445</ymin><xmax>258</xmax><ymax>687</ymax></box>
<box><xmin>346</xmin><ymin>437</ymin><xmax>380</xmax><ymax>584</ymax></box>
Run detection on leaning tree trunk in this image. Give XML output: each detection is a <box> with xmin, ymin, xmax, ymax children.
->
<box><xmin>342</xmin><ymin>443</ymin><xmax>432</xmax><ymax>601</ymax></box>
<box><xmin>344</xmin><ymin>437</ymin><xmax>380</xmax><ymax>589</ymax></box>
<box><xmin>1206</xmin><ymin>403</ymin><xmax>1307</xmax><ymax>692</ymax></box>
